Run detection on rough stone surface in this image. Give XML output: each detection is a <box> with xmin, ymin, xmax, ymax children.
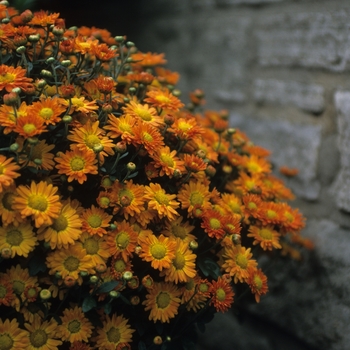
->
<box><xmin>254</xmin><ymin>79</ymin><xmax>325</xmax><ymax>113</ymax></box>
<box><xmin>256</xmin><ymin>10</ymin><xmax>350</xmax><ymax>71</ymax></box>
<box><xmin>231</xmin><ymin>114</ymin><xmax>322</xmax><ymax>200</ymax></box>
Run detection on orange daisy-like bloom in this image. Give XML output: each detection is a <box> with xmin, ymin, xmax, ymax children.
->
<box><xmin>131</xmin><ymin>51</ymin><xmax>167</xmax><ymax>66</ymax></box>
<box><xmin>74</xmin><ymin>35</ymin><xmax>99</xmax><ymax>55</ymax></box>
<box><xmin>162</xmin><ymin>239</ymin><xmax>197</xmax><ymax>283</ymax></box>
<box><xmin>110</xmin><ymin>255</ymin><xmax>133</xmax><ymax>280</ymax></box>
<box><xmin>232</xmin><ymin>171</ymin><xmax>264</xmax><ymax>196</ymax></box>
<box><xmin>246</xmin><ymin>268</ymin><xmax>268</xmax><ymax>303</ymax></box>
<box><xmin>144</xmin><ymin>183</ymin><xmax>180</xmax><ymax>220</ymax></box>
<box><xmin>247</xmin><ymin>225</ymin><xmax>282</xmax><ymax>251</ymax></box>
<box><xmin>279</xmin><ymin>202</ymin><xmax>306</xmax><ymax>234</ymax></box>
<box><xmin>127</xmin><ymin>71</ymin><xmax>154</xmax><ymax>85</ymax></box>
<box><xmin>201</xmin><ymin>208</ymin><xmax>226</xmax><ymax>240</ymax></box>
<box><xmin>123</xmin><ymin>100</ymin><xmax>163</xmax><ymax>127</ymax></box>
<box><xmin>256</xmin><ymin>202</ymin><xmax>284</xmax><ymax>226</ymax></box>
<box><xmin>106</xmin><ymin>220</ymin><xmax>138</xmax><ymax>261</ymax></box>
<box><xmin>27</xmin><ymin>96</ymin><xmax>66</xmax><ymax>125</ymax></box>
<box><xmin>14</xmin><ymin>113</ymin><xmax>47</xmax><ymax>138</ymax></box>
<box><xmin>55</xmin><ymin>146</ymin><xmax>98</xmax><ymax>184</ymax></box>
<box><xmin>81</xmin><ymin>205</ymin><xmax>112</xmax><ymax>236</ymax></box>
<box><xmin>0</xmin><ymin>101</ymin><xmax>28</xmax><ymax>134</ymax></box>
<box><xmin>279</xmin><ymin>165</ymin><xmax>299</xmax><ymax>177</ymax></box>
<box><xmin>209</xmin><ymin>276</ymin><xmax>235</xmax><ymax>313</ymax></box>
<box><xmin>13</xmin><ymin>180</ymin><xmax>62</xmax><ymax>228</ymax></box>
<box><xmin>143</xmin><ymin>282</ymin><xmax>181</xmax><ymax>323</ymax></box>
<box><xmin>0</xmin><ymin>185</ymin><xmax>23</xmax><ymax>226</ymax></box>
<box><xmin>155</xmin><ymin>67</ymin><xmax>180</xmax><ymax>85</ymax></box>
<box><xmin>183</xmin><ymin>154</ymin><xmax>207</xmax><ymax>173</ymax></box>
<box><xmin>29</xmin><ymin>10</ymin><xmax>60</xmax><ymax>26</ymax></box>
<box><xmin>67</xmin><ymin>120</ymin><xmax>115</xmax><ymax>163</ymax></box>
<box><xmin>144</xmin><ymin>88</ymin><xmax>184</xmax><ymax>111</ymax></box>
<box><xmin>222</xmin><ymin>245</ymin><xmax>258</xmax><ymax>283</ymax></box>
<box><xmin>0</xmin><ymin>154</ymin><xmax>20</xmax><ymax>192</ymax></box>
<box><xmin>57</xmin><ymin>306</ymin><xmax>94</xmax><ymax>343</ymax></box>
<box><xmin>24</xmin><ymin>315</ymin><xmax>62</xmax><ymax>350</ymax></box>
<box><xmin>76</xmin><ymin>231</ymin><xmax>110</xmax><ymax>266</ymax></box>
<box><xmin>150</xmin><ymin>146</ymin><xmax>186</xmax><ymax>178</ymax></box>
<box><xmin>241</xmin><ymin>154</ymin><xmax>271</xmax><ymax>175</ymax></box>
<box><xmin>67</xmin><ymin>96</ymin><xmax>99</xmax><ymax>115</ymax></box>
<box><xmin>93</xmin><ymin>314</ymin><xmax>134</xmax><ymax>350</ymax></box>
<box><xmin>46</xmin><ymin>244</ymin><xmax>95</xmax><ymax>284</ymax></box>
<box><xmin>261</xmin><ymin>174</ymin><xmax>295</xmax><ymax>201</ymax></box>
<box><xmin>94</xmin><ymin>75</ymin><xmax>115</xmax><ymax>94</ymax></box>
<box><xmin>0</xmin><ymin>221</ymin><xmax>37</xmax><ymax>258</ymax></box>
<box><xmin>138</xmin><ymin>233</ymin><xmax>177</xmax><ymax>271</ymax></box>
<box><xmin>242</xmin><ymin>194</ymin><xmax>263</xmax><ymax>219</ymax></box>
<box><xmin>92</xmin><ymin>42</ymin><xmax>117</xmax><ymax>61</ymax></box>
<box><xmin>130</xmin><ymin>122</ymin><xmax>164</xmax><ymax>154</ymax></box>
<box><xmin>0</xmin><ymin>318</ymin><xmax>29</xmax><ymax>349</ymax></box>
<box><xmin>105</xmin><ymin>114</ymin><xmax>136</xmax><ymax>142</ymax></box>
<box><xmin>169</xmin><ymin>117</ymin><xmax>204</xmax><ymax>141</ymax></box>
<box><xmin>37</xmin><ymin>200</ymin><xmax>82</xmax><ymax>249</ymax></box>
<box><xmin>161</xmin><ymin>216</ymin><xmax>196</xmax><ymax>243</ymax></box>
<box><xmin>177</xmin><ymin>180</ymin><xmax>212</xmax><ymax>217</ymax></box>
<box><xmin>110</xmin><ymin>180</ymin><xmax>145</xmax><ymax>219</ymax></box>
<box><xmin>219</xmin><ymin>193</ymin><xmax>245</xmax><ymax>217</ymax></box>
<box><xmin>0</xmin><ymin>64</ymin><xmax>33</xmax><ymax>92</ymax></box>
<box><xmin>69</xmin><ymin>341</ymin><xmax>92</xmax><ymax>350</ymax></box>
<box><xmin>0</xmin><ymin>274</ymin><xmax>15</xmax><ymax>306</ymax></box>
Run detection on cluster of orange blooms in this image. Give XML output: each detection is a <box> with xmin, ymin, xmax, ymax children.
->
<box><xmin>0</xmin><ymin>2</ymin><xmax>313</xmax><ymax>349</ymax></box>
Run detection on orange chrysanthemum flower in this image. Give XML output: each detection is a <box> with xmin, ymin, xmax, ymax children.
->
<box><xmin>55</xmin><ymin>146</ymin><xmax>98</xmax><ymax>184</ymax></box>
<box><xmin>161</xmin><ymin>216</ymin><xmax>196</xmax><ymax>243</ymax></box>
<box><xmin>144</xmin><ymin>88</ymin><xmax>184</xmax><ymax>111</ymax></box>
<box><xmin>68</xmin><ymin>120</ymin><xmax>115</xmax><ymax>163</ymax></box>
<box><xmin>247</xmin><ymin>268</ymin><xmax>268</xmax><ymax>303</ymax></box>
<box><xmin>131</xmin><ymin>51</ymin><xmax>167</xmax><ymax>66</ymax></box>
<box><xmin>279</xmin><ymin>202</ymin><xmax>306</xmax><ymax>234</ymax></box>
<box><xmin>155</xmin><ymin>67</ymin><xmax>180</xmax><ymax>85</ymax></box>
<box><xmin>144</xmin><ymin>183</ymin><xmax>179</xmax><ymax>220</ymax></box>
<box><xmin>105</xmin><ymin>114</ymin><xmax>136</xmax><ymax>142</ymax></box>
<box><xmin>0</xmin><ymin>64</ymin><xmax>32</xmax><ymax>92</ymax></box>
<box><xmin>14</xmin><ymin>113</ymin><xmax>47</xmax><ymax>138</ymax></box>
<box><xmin>0</xmin><ymin>155</ymin><xmax>20</xmax><ymax>192</ymax></box>
<box><xmin>130</xmin><ymin>122</ymin><xmax>164</xmax><ymax>154</ymax></box>
<box><xmin>81</xmin><ymin>205</ymin><xmax>112</xmax><ymax>236</ymax></box>
<box><xmin>169</xmin><ymin>117</ymin><xmax>204</xmax><ymax>141</ymax></box>
<box><xmin>13</xmin><ymin>180</ymin><xmax>62</xmax><ymax>228</ymax></box>
<box><xmin>242</xmin><ymin>194</ymin><xmax>263</xmax><ymax>219</ymax></box>
<box><xmin>29</xmin><ymin>10</ymin><xmax>60</xmax><ymax>26</ymax></box>
<box><xmin>0</xmin><ymin>185</ymin><xmax>23</xmax><ymax>226</ymax></box>
<box><xmin>74</xmin><ymin>35</ymin><xmax>99</xmax><ymax>55</ymax></box>
<box><xmin>28</xmin><ymin>96</ymin><xmax>67</xmax><ymax>125</ymax></box>
<box><xmin>256</xmin><ymin>202</ymin><xmax>284</xmax><ymax>226</ymax></box>
<box><xmin>150</xmin><ymin>146</ymin><xmax>186</xmax><ymax>178</ymax></box>
<box><xmin>92</xmin><ymin>42</ymin><xmax>117</xmax><ymax>61</ymax></box>
<box><xmin>201</xmin><ymin>208</ymin><xmax>226</xmax><ymax>239</ymax></box>
<box><xmin>241</xmin><ymin>154</ymin><xmax>271</xmax><ymax>175</ymax></box>
<box><xmin>110</xmin><ymin>255</ymin><xmax>133</xmax><ymax>279</ymax></box>
<box><xmin>106</xmin><ymin>220</ymin><xmax>138</xmax><ymax>261</ymax></box>
<box><xmin>222</xmin><ymin>245</ymin><xmax>258</xmax><ymax>283</ymax></box>
<box><xmin>0</xmin><ymin>101</ymin><xmax>28</xmax><ymax>134</ymax></box>
<box><xmin>142</xmin><ymin>282</ymin><xmax>181</xmax><ymax>323</ymax></box>
<box><xmin>138</xmin><ymin>233</ymin><xmax>177</xmax><ymax>271</ymax></box>
<box><xmin>231</xmin><ymin>171</ymin><xmax>264</xmax><ymax>196</ymax></box>
<box><xmin>218</xmin><ymin>193</ymin><xmax>245</xmax><ymax>217</ymax></box>
<box><xmin>94</xmin><ymin>75</ymin><xmax>115</xmax><ymax>94</ymax></box>
<box><xmin>209</xmin><ymin>276</ymin><xmax>234</xmax><ymax>313</ymax></box>
<box><xmin>247</xmin><ymin>225</ymin><xmax>282</xmax><ymax>251</ymax></box>
<box><xmin>0</xmin><ymin>318</ymin><xmax>29</xmax><ymax>349</ymax></box>
<box><xmin>183</xmin><ymin>153</ymin><xmax>207</xmax><ymax>173</ymax></box>
<box><xmin>0</xmin><ymin>274</ymin><xmax>15</xmax><ymax>307</ymax></box>
<box><xmin>123</xmin><ymin>100</ymin><xmax>163</xmax><ymax>127</ymax></box>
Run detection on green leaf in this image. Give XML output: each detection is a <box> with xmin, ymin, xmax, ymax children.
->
<box><xmin>104</xmin><ymin>302</ymin><xmax>112</xmax><ymax>315</ymax></box>
<box><xmin>96</xmin><ymin>280</ymin><xmax>121</xmax><ymax>294</ymax></box>
<box><xmin>198</xmin><ymin>257</ymin><xmax>221</xmax><ymax>279</ymax></box>
<box><xmin>138</xmin><ymin>341</ymin><xmax>147</xmax><ymax>350</ymax></box>
<box><xmin>82</xmin><ymin>295</ymin><xmax>97</xmax><ymax>312</ymax></box>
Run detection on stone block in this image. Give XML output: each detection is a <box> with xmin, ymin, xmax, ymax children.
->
<box><xmin>254</xmin><ymin>79</ymin><xmax>325</xmax><ymax>114</ymax></box>
<box><xmin>330</xmin><ymin>91</ymin><xmax>350</xmax><ymax>212</ymax></box>
<box><xmin>256</xmin><ymin>10</ymin><xmax>350</xmax><ymax>71</ymax></box>
<box><xmin>231</xmin><ymin>114</ymin><xmax>321</xmax><ymax>200</ymax></box>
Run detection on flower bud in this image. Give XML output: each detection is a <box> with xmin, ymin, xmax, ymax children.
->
<box><xmin>9</xmin><ymin>143</ymin><xmax>19</xmax><ymax>152</ymax></box>
<box><xmin>62</xmin><ymin>115</ymin><xmax>72</xmax><ymax>123</ymax></box>
<box><xmin>28</xmin><ymin>34</ymin><xmax>40</xmax><ymax>43</ymax></box>
<box><xmin>2</xmin><ymin>18</ymin><xmax>10</xmax><ymax>24</ymax></box>
<box><xmin>93</xmin><ymin>144</ymin><xmax>104</xmax><ymax>153</ymax></box>
<box><xmin>130</xmin><ymin>295</ymin><xmax>140</xmax><ymax>305</ymax></box>
<box><xmin>189</xmin><ymin>240</ymin><xmax>198</xmax><ymax>250</ymax></box>
<box><xmin>16</xmin><ymin>46</ymin><xmax>26</xmax><ymax>54</ymax></box>
<box><xmin>90</xmin><ymin>275</ymin><xmax>99</xmax><ymax>284</ymax></box>
<box><xmin>115</xmin><ymin>141</ymin><xmax>127</xmax><ymax>153</ymax></box>
<box><xmin>164</xmin><ymin>114</ymin><xmax>174</xmax><ymax>125</ymax></box>
<box><xmin>123</xmin><ymin>271</ymin><xmax>133</xmax><ymax>281</ymax></box>
<box><xmin>12</xmin><ymin>87</ymin><xmax>21</xmax><ymax>95</ymax></box>
<box><xmin>3</xmin><ymin>92</ymin><xmax>19</xmax><ymax>106</ymax></box>
<box><xmin>20</xmin><ymin>9</ymin><xmax>33</xmax><ymax>23</ymax></box>
<box><xmin>40</xmin><ymin>69</ymin><xmax>53</xmax><ymax>78</ymax></box>
<box><xmin>126</xmin><ymin>162</ymin><xmax>136</xmax><ymax>172</ymax></box>
<box><xmin>153</xmin><ymin>336</ymin><xmax>163</xmax><ymax>345</ymax></box>
<box><xmin>102</xmin><ymin>103</ymin><xmax>113</xmax><ymax>113</ymax></box>
<box><xmin>109</xmin><ymin>291</ymin><xmax>120</xmax><ymax>298</ymax></box>
<box><xmin>126</xmin><ymin>41</ymin><xmax>135</xmax><ymax>48</ymax></box>
<box><xmin>95</xmin><ymin>263</ymin><xmax>107</xmax><ymax>273</ymax></box>
<box><xmin>1</xmin><ymin>247</ymin><xmax>11</xmax><ymax>259</ymax></box>
<box><xmin>46</xmin><ymin>57</ymin><xmax>55</xmax><ymax>64</ymax></box>
<box><xmin>40</xmin><ymin>289</ymin><xmax>51</xmax><ymax>300</ymax></box>
<box><xmin>37</xmin><ymin>79</ymin><xmax>47</xmax><ymax>88</ymax></box>
<box><xmin>52</xmin><ymin>25</ymin><xmax>64</xmax><ymax>36</ymax></box>
<box><xmin>63</xmin><ymin>276</ymin><xmax>76</xmax><ymax>287</ymax></box>
<box><xmin>61</xmin><ymin>84</ymin><xmax>75</xmax><ymax>98</ymax></box>
<box><xmin>61</xmin><ymin>59</ymin><xmax>71</xmax><ymax>67</ymax></box>
<box><xmin>205</xmin><ymin>165</ymin><xmax>216</xmax><ymax>177</ymax></box>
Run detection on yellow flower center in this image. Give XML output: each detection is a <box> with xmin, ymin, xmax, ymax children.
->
<box><xmin>235</xmin><ymin>253</ymin><xmax>248</xmax><ymax>269</ymax></box>
<box><xmin>28</xmin><ymin>194</ymin><xmax>48</xmax><ymax>212</ymax></box>
<box><xmin>51</xmin><ymin>214</ymin><xmax>68</xmax><ymax>232</ymax></box>
<box><xmin>12</xmin><ymin>280</ymin><xmax>24</xmax><ymax>295</ymax></box>
<box><xmin>253</xmin><ymin>275</ymin><xmax>263</xmax><ymax>290</ymax></box>
<box><xmin>70</xmin><ymin>156</ymin><xmax>85</xmax><ymax>171</ymax></box>
<box><xmin>63</xmin><ymin>256</ymin><xmax>80</xmax><ymax>272</ymax></box>
<box><xmin>209</xmin><ymin>218</ymin><xmax>221</xmax><ymax>230</ymax></box>
<box><xmin>87</xmin><ymin>214</ymin><xmax>102</xmax><ymax>228</ymax></box>
<box><xmin>150</xmin><ymin>243</ymin><xmax>166</xmax><ymax>260</ymax></box>
<box><xmin>156</xmin><ymin>291</ymin><xmax>170</xmax><ymax>308</ymax></box>
<box><xmin>199</xmin><ymin>283</ymin><xmax>209</xmax><ymax>294</ymax></box>
<box><xmin>0</xmin><ymin>285</ymin><xmax>7</xmax><ymax>298</ymax></box>
<box><xmin>0</xmin><ymin>72</ymin><xmax>15</xmax><ymax>83</ymax></box>
<box><xmin>6</xmin><ymin>228</ymin><xmax>23</xmax><ymax>246</ymax></box>
<box><xmin>141</xmin><ymin>132</ymin><xmax>153</xmax><ymax>142</ymax></box>
<box><xmin>185</xmin><ymin>279</ymin><xmax>195</xmax><ymax>291</ymax></box>
<box><xmin>247</xmin><ymin>162</ymin><xmax>260</xmax><ymax>173</ymax></box>
<box><xmin>160</xmin><ymin>153</ymin><xmax>174</xmax><ymax>167</ymax></box>
<box><xmin>154</xmin><ymin>191</ymin><xmax>169</xmax><ymax>205</ymax></box>
<box><xmin>23</xmin><ymin>123</ymin><xmax>37</xmax><ymax>135</ymax></box>
<box><xmin>39</xmin><ymin>107</ymin><xmax>54</xmax><ymax>120</ymax></box>
<box><xmin>68</xmin><ymin>320</ymin><xmax>81</xmax><ymax>334</ymax></box>
<box><xmin>119</xmin><ymin>121</ymin><xmax>133</xmax><ymax>134</ymax></box>
<box><xmin>116</xmin><ymin>232</ymin><xmax>130</xmax><ymax>249</ymax></box>
<box><xmin>119</xmin><ymin>189</ymin><xmax>134</xmax><ymax>203</ymax></box>
<box><xmin>190</xmin><ymin>192</ymin><xmax>203</xmax><ymax>206</ymax></box>
<box><xmin>83</xmin><ymin>237</ymin><xmax>99</xmax><ymax>254</ymax></box>
<box><xmin>228</xmin><ymin>201</ymin><xmax>241</xmax><ymax>214</ymax></box>
<box><xmin>171</xmin><ymin>224</ymin><xmax>186</xmax><ymax>239</ymax></box>
<box><xmin>266</xmin><ymin>210</ymin><xmax>277</xmax><ymax>219</ymax></box>
<box><xmin>114</xmin><ymin>259</ymin><xmax>126</xmax><ymax>272</ymax></box>
<box><xmin>259</xmin><ymin>228</ymin><xmax>273</xmax><ymax>240</ymax></box>
<box><xmin>99</xmin><ymin>196</ymin><xmax>110</xmax><ymax>207</ymax></box>
<box><xmin>178</xmin><ymin>121</ymin><xmax>191</xmax><ymax>131</ymax></box>
<box><xmin>85</xmin><ymin>134</ymin><xmax>101</xmax><ymax>149</ymax></box>
<box><xmin>107</xmin><ymin>327</ymin><xmax>120</xmax><ymax>343</ymax></box>
<box><xmin>136</xmin><ymin>107</ymin><xmax>152</xmax><ymax>121</ymax></box>
<box><xmin>30</xmin><ymin>329</ymin><xmax>48</xmax><ymax>347</ymax></box>
<box><xmin>1</xmin><ymin>192</ymin><xmax>15</xmax><ymax>211</ymax></box>
<box><xmin>284</xmin><ymin>212</ymin><xmax>294</xmax><ymax>222</ymax></box>
<box><xmin>155</xmin><ymin>95</ymin><xmax>171</xmax><ymax>104</ymax></box>
<box><xmin>0</xmin><ymin>164</ymin><xmax>4</xmax><ymax>174</ymax></box>
<box><xmin>26</xmin><ymin>286</ymin><xmax>38</xmax><ymax>298</ymax></box>
<box><xmin>71</xmin><ymin>98</ymin><xmax>85</xmax><ymax>107</ymax></box>
<box><xmin>0</xmin><ymin>334</ymin><xmax>14</xmax><ymax>350</ymax></box>
<box><xmin>173</xmin><ymin>251</ymin><xmax>185</xmax><ymax>270</ymax></box>
<box><xmin>216</xmin><ymin>288</ymin><xmax>226</xmax><ymax>302</ymax></box>
<box><xmin>248</xmin><ymin>201</ymin><xmax>257</xmax><ymax>210</ymax></box>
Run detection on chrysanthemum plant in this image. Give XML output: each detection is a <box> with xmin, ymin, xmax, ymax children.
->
<box><xmin>0</xmin><ymin>2</ymin><xmax>313</xmax><ymax>349</ymax></box>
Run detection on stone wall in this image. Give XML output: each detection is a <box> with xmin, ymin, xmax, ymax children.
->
<box><xmin>132</xmin><ymin>1</ymin><xmax>350</xmax><ymax>349</ymax></box>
